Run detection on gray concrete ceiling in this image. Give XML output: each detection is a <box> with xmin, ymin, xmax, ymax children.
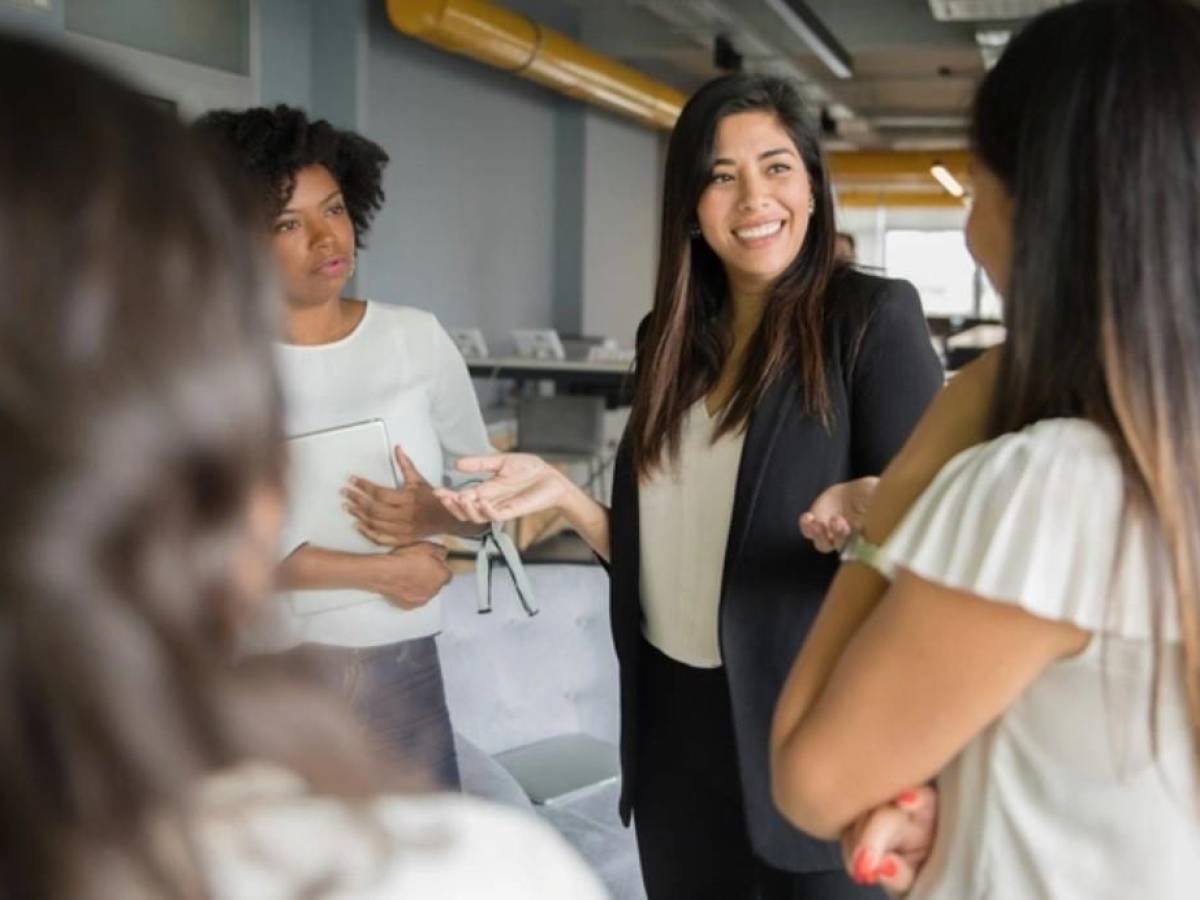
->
<box><xmin>546</xmin><ymin>0</ymin><xmax>1069</xmax><ymax>149</ymax></box>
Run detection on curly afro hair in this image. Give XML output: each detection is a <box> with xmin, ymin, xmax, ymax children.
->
<box><xmin>193</xmin><ymin>104</ymin><xmax>388</xmax><ymax>248</ymax></box>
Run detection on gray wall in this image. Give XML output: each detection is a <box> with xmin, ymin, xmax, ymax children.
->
<box><xmin>258</xmin><ymin>0</ymin><xmax>311</xmax><ymax>110</ymax></box>
<box><xmin>0</xmin><ymin>0</ymin><xmax>64</xmax><ymax>33</ymax></box>
<box><xmin>3</xmin><ymin>0</ymin><xmax>666</xmax><ymax>355</ymax></box>
<box><xmin>581</xmin><ymin>109</ymin><xmax>662</xmax><ymax>344</ymax></box>
<box><xmin>360</xmin><ymin>0</ymin><xmax>567</xmax><ymax>350</ymax></box>
<box><xmin>360</xmin><ymin>0</ymin><xmax>663</xmax><ymax>353</ymax></box>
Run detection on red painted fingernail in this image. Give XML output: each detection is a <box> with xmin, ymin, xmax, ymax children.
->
<box><xmin>852</xmin><ymin>849</ymin><xmax>874</xmax><ymax>884</ymax></box>
<box><xmin>897</xmin><ymin>789</ymin><xmax>919</xmax><ymax>807</ymax></box>
<box><xmin>879</xmin><ymin>857</ymin><xmax>899</xmax><ymax>879</ymax></box>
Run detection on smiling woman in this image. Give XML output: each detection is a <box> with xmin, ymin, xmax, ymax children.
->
<box><xmin>433</xmin><ymin>73</ymin><xmax>946</xmax><ymax>900</ymax></box>
<box><xmin>194</xmin><ymin>105</ymin><xmax>495</xmax><ymax>792</ymax></box>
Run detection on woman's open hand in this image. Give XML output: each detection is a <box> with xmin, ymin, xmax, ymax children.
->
<box><xmin>342</xmin><ymin>446</ymin><xmax>464</xmax><ymax>544</ymax></box>
<box><xmin>799</xmin><ymin>476</ymin><xmax>879</xmax><ymax>553</ymax></box>
<box><xmin>433</xmin><ymin>453</ymin><xmax>571</xmax><ymax>524</ymax></box>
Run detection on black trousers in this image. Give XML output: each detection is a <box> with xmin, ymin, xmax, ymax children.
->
<box><xmin>632</xmin><ymin>640</ymin><xmax>883</xmax><ymax>900</ymax></box>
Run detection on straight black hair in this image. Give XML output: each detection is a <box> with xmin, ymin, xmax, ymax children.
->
<box><xmin>974</xmin><ymin>0</ymin><xmax>1200</xmax><ymax>754</ymax></box>
<box><xmin>0</xmin><ymin>33</ymin><xmax>389</xmax><ymax>898</ymax></box>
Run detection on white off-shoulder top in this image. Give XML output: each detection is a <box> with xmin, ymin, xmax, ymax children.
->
<box><xmin>872</xmin><ymin>418</ymin><xmax>1200</xmax><ymax>900</ymax></box>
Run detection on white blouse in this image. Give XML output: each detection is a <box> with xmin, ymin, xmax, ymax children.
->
<box><xmin>197</xmin><ymin>765</ymin><xmax>610</xmax><ymax>899</ymax></box>
<box><xmin>872</xmin><ymin>418</ymin><xmax>1200</xmax><ymax>900</ymax></box>
<box><xmin>274</xmin><ymin>302</ymin><xmax>493</xmax><ymax>648</ymax></box>
<box><xmin>639</xmin><ymin>401</ymin><xmax>746</xmax><ymax>668</ymax></box>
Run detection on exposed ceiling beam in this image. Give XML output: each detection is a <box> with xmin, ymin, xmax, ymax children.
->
<box><xmin>762</xmin><ymin>0</ymin><xmax>853</xmax><ymax>78</ymax></box>
<box><xmin>828</xmin><ymin>149</ymin><xmax>969</xmax><ymax>182</ymax></box>
<box><xmin>837</xmin><ymin>190</ymin><xmax>967</xmax><ymax>208</ymax></box>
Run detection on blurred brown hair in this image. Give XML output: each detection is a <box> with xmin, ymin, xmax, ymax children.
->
<box><xmin>0</xmin><ymin>32</ymin><xmax>388</xmax><ymax>899</ymax></box>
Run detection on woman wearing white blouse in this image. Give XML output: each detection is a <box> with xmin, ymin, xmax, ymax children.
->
<box><xmin>196</xmin><ymin>106</ymin><xmax>492</xmax><ymax>789</ymax></box>
<box><xmin>771</xmin><ymin>2</ymin><xmax>1200</xmax><ymax>897</ymax></box>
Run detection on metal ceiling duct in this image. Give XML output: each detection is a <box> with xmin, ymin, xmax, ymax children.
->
<box><xmin>385</xmin><ymin>0</ymin><xmax>686</xmax><ymax>130</ymax></box>
<box><xmin>762</xmin><ymin>0</ymin><xmax>853</xmax><ymax>78</ymax></box>
<box><xmin>927</xmin><ymin>0</ymin><xmax>1076</xmax><ymax>21</ymax></box>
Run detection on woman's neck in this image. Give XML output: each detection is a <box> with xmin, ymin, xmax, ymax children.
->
<box><xmin>726</xmin><ymin>282</ymin><xmax>767</xmax><ymax>349</ymax></box>
<box><xmin>706</xmin><ymin>283</ymin><xmax>767</xmax><ymax>417</ymax></box>
<box><xmin>285</xmin><ymin>296</ymin><xmax>359</xmax><ymax>346</ymax></box>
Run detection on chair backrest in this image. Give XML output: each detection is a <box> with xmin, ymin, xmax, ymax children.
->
<box><xmin>437</xmin><ymin>567</ymin><xmax>619</xmax><ymax>755</ymax></box>
<box><xmin>517</xmin><ymin>395</ymin><xmax>605</xmax><ymax>455</ymax></box>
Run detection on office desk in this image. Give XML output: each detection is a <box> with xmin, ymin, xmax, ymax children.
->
<box><xmin>467</xmin><ymin>356</ymin><xmax>634</xmax><ymax>392</ymax></box>
<box><xmin>468</xmin><ymin>355</ymin><xmax>635</xmax><ymax>410</ymax></box>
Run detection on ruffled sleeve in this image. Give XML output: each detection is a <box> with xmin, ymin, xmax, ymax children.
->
<box><xmin>873</xmin><ymin>418</ymin><xmax>1172</xmax><ymax>640</ymax></box>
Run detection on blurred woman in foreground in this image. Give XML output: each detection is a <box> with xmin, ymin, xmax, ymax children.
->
<box><xmin>0</xmin><ymin>32</ymin><xmax>605</xmax><ymax>899</ymax></box>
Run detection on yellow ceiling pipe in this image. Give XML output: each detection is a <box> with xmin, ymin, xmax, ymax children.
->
<box><xmin>828</xmin><ymin>150</ymin><xmax>971</xmax><ymax>185</ymax></box>
<box><xmin>836</xmin><ymin>191</ymin><xmax>968</xmax><ymax>209</ymax></box>
<box><xmin>386</xmin><ymin>0</ymin><xmax>686</xmax><ymax>130</ymax></box>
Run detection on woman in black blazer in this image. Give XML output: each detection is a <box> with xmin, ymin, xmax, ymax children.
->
<box><xmin>438</xmin><ymin>74</ymin><xmax>943</xmax><ymax>900</ymax></box>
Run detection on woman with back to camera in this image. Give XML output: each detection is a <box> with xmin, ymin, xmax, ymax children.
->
<box><xmin>771</xmin><ymin>2</ymin><xmax>1200</xmax><ymax>897</ymax></box>
<box><xmin>195</xmin><ymin>106</ymin><xmax>495</xmax><ymax>790</ymax></box>
<box><xmin>437</xmin><ymin>73</ymin><xmax>944</xmax><ymax>899</ymax></box>
<box><xmin>0</xmin><ymin>32</ymin><xmax>608</xmax><ymax>899</ymax></box>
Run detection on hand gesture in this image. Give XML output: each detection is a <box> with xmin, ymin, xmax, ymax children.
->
<box><xmin>343</xmin><ymin>446</ymin><xmax>459</xmax><ymax>546</ymax></box>
<box><xmin>433</xmin><ymin>453</ymin><xmax>569</xmax><ymax>524</ymax></box>
<box><xmin>799</xmin><ymin>476</ymin><xmax>879</xmax><ymax>553</ymax></box>
<box><xmin>362</xmin><ymin>541</ymin><xmax>451</xmax><ymax>609</ymax></box>
<box><xmin>841</xmin><ymin>785</ymin><xmax>938</xmax><ymax>895</ymax></box>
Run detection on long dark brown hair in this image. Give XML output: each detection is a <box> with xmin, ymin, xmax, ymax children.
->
<box><xmin>0</xmin><ymin>34</ymin><xmax>389</xmax><ymax>898</ymax></box>
<box><xmin>975</xmin><ymin>0</ymin><xmax>1200</xmax><ymax>753</ymax></box>
<box><xmin>629</xmin><ymin>74</ymin><xmax>839</xmax><ymax>478</ymax></box>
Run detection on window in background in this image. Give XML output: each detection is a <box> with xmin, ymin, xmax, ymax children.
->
<box><xmin>885</xmin><ymin>229</ymin><xmax>978</xmax><ymax>318</ymax></box>
<box><xmin>65</xmin><ymin>0</ymin><xmax>250</xmax><ymax>75</ymax></box>
<box><xmin>979</xmin><ymin>270</ymin><xmax>1003</xmax><ymax>320</ymax></box>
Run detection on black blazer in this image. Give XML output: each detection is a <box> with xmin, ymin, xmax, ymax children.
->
<box><xmin>607</xmin><ymin>268</ymin><xmax>944</xmax><ymax>872</ymax></box>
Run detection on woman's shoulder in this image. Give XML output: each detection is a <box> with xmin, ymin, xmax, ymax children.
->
<box><xmin>361</xmin><ymin>301</ymin><xmax>453</xmax><ymax>364</ymax></box>
<box><xmin>823</xmin><ymin>267</ymin><xmax>924</xmax><ymax>347</ymax></box>
<box><xmin>362</xmin><ymin>300</ymin><xmax>442</xmax><ymax>334</ymax></box>
<box><xmin>879</xmin><ymin>418</ymin><xmax>1167</xmax><ymax>636</ymax></box>
<box><xmin>826</xmin><ymin>266</ymin><xmax>919</xmax><ymax>308</ymax></box>
<box><xmin>198</xmin><ymin>767</ymin><xmax>609</xmax><ymax>898</ymax></box>
<box><xmin>369</xmin><ymin>793</ymin><xmax>608</xmax><ymax>896</ymax></box>
<box><xmin>905</xmin><ymin>417</ymin><xmax>1125</xmax><ymax>538</ymax></box>
<box><xmin>953</xmin><ymin>417</ymin><xmax>1119</xmax><ymax>483</ymax></box>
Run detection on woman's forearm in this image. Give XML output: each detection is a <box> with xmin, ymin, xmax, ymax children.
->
<box><xmin>278</xmin><ymin>544</ymin><xmax>376</xmax><ymax>592</ymax></box>
<box><xmin>554</xmin><ymin>472</ymin><xmax>613</xmax><ymax>562</ymax></box>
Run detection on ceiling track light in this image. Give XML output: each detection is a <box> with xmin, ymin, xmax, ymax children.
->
<box><xmin>930</xmin><ymin>162</ymin><xmax>966</xmax><ymax>198</ymax></box>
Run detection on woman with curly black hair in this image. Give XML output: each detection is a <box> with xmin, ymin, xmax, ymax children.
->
<box><xmin>195</xmin><ymin>105</ymin><xmax>493</xmax><ymax>790</ymax></box>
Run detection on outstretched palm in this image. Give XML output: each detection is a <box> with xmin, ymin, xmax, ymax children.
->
<box><xmin>433</xmin><ymin>453</ymin><xmax>569</xmax><ymax>524</ymax></box>
<box><xmin>799</xmin><ymin>476</ymin><xmax>878</xmax><ymax>553</ymax></box>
